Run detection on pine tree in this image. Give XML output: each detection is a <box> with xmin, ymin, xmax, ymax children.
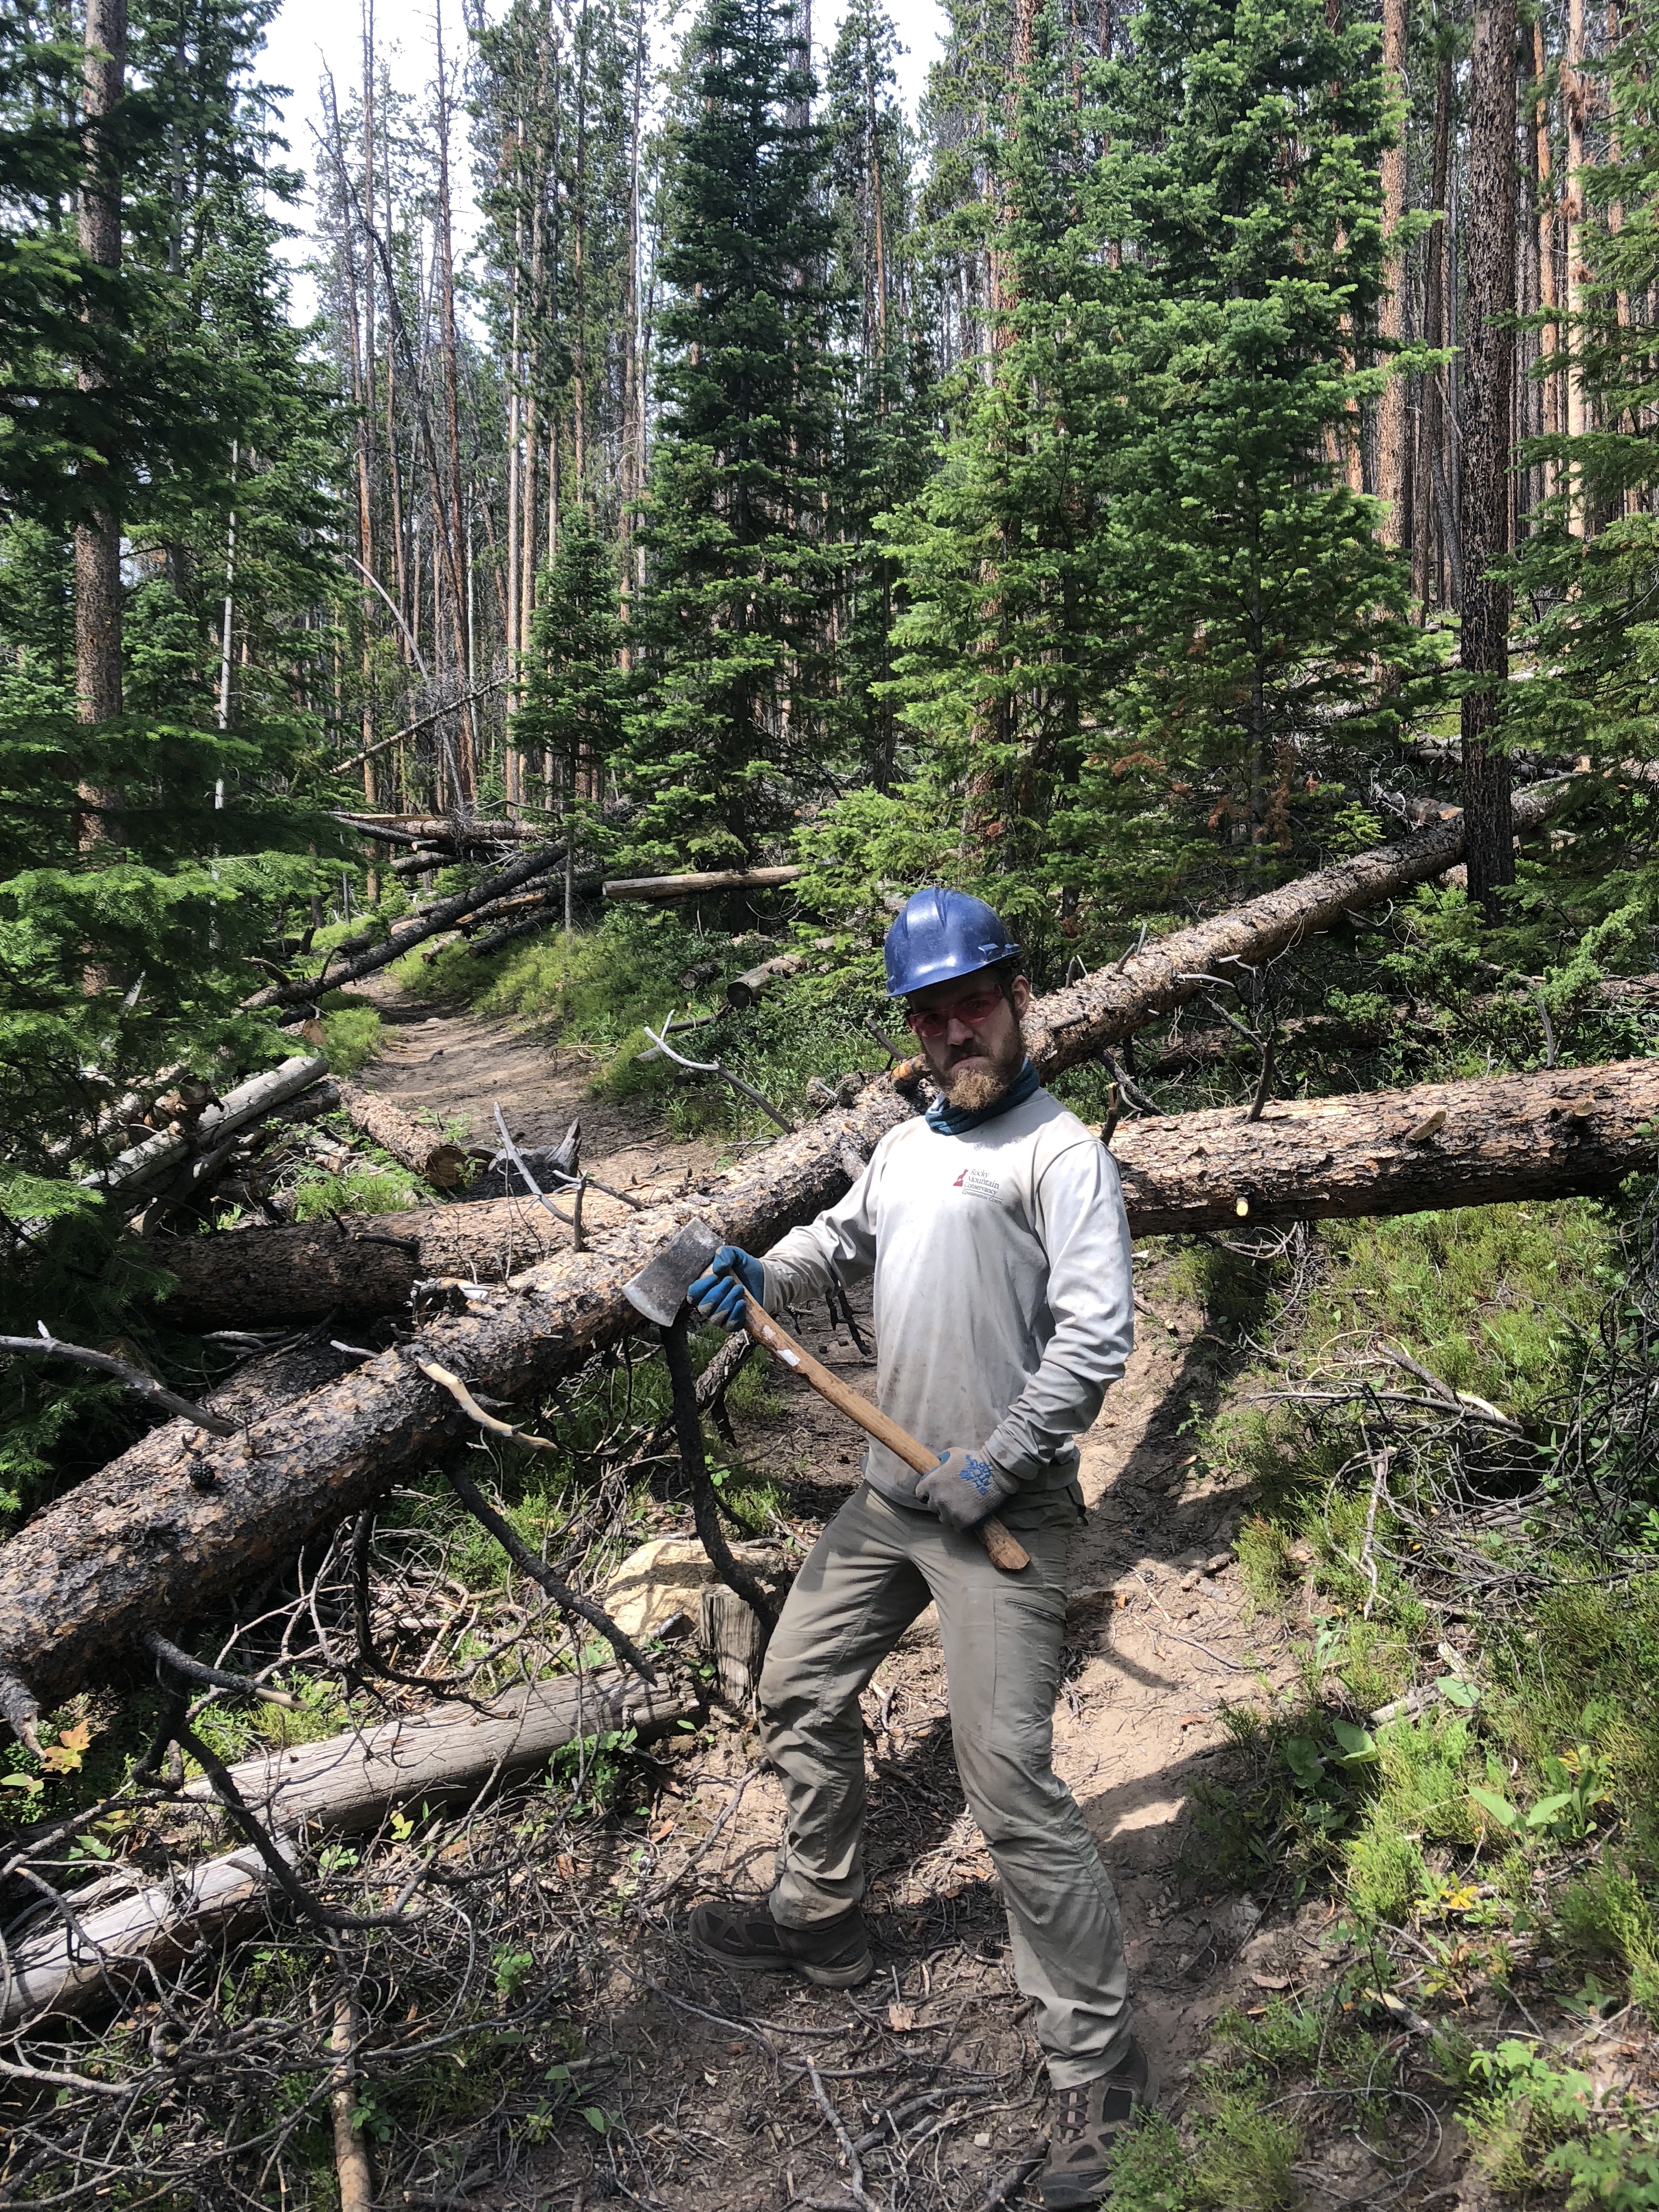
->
<box><xmin>825</xmin><ymin>0</ymin><xmax>932</xmax><ymax>791</ymax></box>
<box><xmin>0</xmin><ymin>0</ymin><xmax>341</xmax><ymax>1497</ymax></box>
<box><xmin>514</xmin><ymin>506</ymin><xmax>624</xmax><ymax>918</ymax></box>
<box><xmin>625</xmin><ymin>0</ymin><xmax>841</xmax><ymax>873</ymax></box>
<box><xmin>816</xmin><ymin>0</ymin><xmax>1436</xmax><ymax>981</ymax></box>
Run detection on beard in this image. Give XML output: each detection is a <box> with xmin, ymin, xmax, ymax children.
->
<box><xmin>932</xmin><ymin>1018</ymin><xmax>1026</xmax><ymax>1112</ymax></box>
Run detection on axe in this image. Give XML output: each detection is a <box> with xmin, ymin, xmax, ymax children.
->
<box><xmin>624</xmin><ymin>1221</ymin><xmax>1031</xmax><ymax>1575</ymax></box>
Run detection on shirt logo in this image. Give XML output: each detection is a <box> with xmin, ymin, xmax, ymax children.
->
<box><xmin>952</xmin><ymin>1166</ymin><xmax>1002</xmax><ymax>1202</ymax></box>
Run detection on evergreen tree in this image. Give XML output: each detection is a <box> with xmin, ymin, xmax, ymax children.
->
<box><xmin>625</xmin><ymin>0</ymin><xmax>841</xmax><ymax>873</ymax></box>
<box><xmin>825</xmin><ymin>0</ymin><xmax>933</xmax><ymax>791</ymax></box>
<box><xmin>514</xmin><ymin>505</ymin><xmax>624</xmax><ymax>895</ymax></box>
<box><xmin>0</xmin><ymin>0</ymin><xmax>340</xmax><ymax>1497</ymax></box>
<box><xmin>822</xmin><ymin>0</ymin><xmax>1436</xmax><ymax>982</ymax></box>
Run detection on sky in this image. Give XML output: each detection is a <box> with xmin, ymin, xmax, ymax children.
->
<box><xmin>257</xmin><ymin>0</ymin><xmax>947</xmax><ymax>315</ymax></box>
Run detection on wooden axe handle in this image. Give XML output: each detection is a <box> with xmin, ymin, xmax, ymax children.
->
<box><xmin>738</xmin><ymin>1293</ymin><xmax>1031</xmax><ymax>1574</ymax></box>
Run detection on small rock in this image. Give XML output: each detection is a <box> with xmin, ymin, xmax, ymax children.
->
<box><xmin>1181</xmin><ymin>1570</ymin><xmax>1200</xmax><ymax>1591</ymax></box>
<box><xmin>1206</xmin><ymin>1552</ymin><xmax>1232</xmax><ymax>1573</ymax></box>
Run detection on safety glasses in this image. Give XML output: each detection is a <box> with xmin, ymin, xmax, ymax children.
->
<box><xmin>905</xmin><ymin>984</ymin><xmax>1006</xmax><ymax>1039</ymax></box>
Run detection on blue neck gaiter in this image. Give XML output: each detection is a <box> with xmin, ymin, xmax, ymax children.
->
<box><xmin>925</xmin><ymin>1057</ymin><xmax>1041</xmax><ymax>1138</ymax></box>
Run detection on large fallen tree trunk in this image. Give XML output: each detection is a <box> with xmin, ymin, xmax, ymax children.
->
<box><xmin>0</xmin><ymin>790</ymin><xmax>1587</xmax><ymax>1730</ymax></box>
<box><xmin>155</xmin><ymin>1056</ymin><xmax>1659</xmax><ymax>1328</ymax></box>
<box><xmin>156</xmin><ymin>1184</ymin><xmax>644</xmax><ymax>1323</ymax></box>
<box><xmin>1114</xmin><ymin>1059</ymin><xmax>1659</xmax><ymax>1231</ymax></box>
<box><xmin>2</xmin><ymin>1668</ymin><xmax>693</xmax><ymax>2028</ymax></box>
<box><xmin>1019</xmin><ymin>776</ymin><xmax>1571</xmax><ymax>1070</ymax></box>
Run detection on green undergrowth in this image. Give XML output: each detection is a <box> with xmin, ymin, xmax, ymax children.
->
<box><xmin>319</xmin><ymin>1000</ymin><xmax>385</xmax><ymax>1076</ymax></box>
<box><xmin>289</xmin><ymin>1161</ymin><xmax>424</xmax><ymax>1220</ymax></box>
<box><xmin>1149</xmin><ymin>1191</ymin><xmax>1659</xmax><ymax>2196</ymax></box>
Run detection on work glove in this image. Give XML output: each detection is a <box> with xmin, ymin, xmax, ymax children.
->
<box><xmin>915</xmin><ymin>1447</ymin><xmax>1018</xmax><ymax>1533</ymax></box>
<box><xmin>688</xmin><ymin>1244</ymin><xmax>766</xmax><ymax>1330</ymax></box>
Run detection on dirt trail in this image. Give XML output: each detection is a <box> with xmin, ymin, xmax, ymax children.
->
<box><xmin>342</xmin><ymin>1002</ymin><xmax>1440</xmax><ymax>2207</ymax></box>
<box><xmin>353</xmin><ymin>971</ymin><xmax>727</xmax><ymax>1194</ymax></box>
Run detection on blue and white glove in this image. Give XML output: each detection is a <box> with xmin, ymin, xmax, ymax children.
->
<box><xmin>688</xmin><ymin>1245</ymin><xmax>766</xmax><ymax>1330</ymax></box>
<box><xmin>915</xmin><ymin>1447</ymin><xmax>1018</xmax><ymax>1533</ymax></box>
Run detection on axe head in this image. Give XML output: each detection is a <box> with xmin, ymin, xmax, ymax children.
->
<box><xmin>623</xmin><ymin>1218</ymin><xmax>724</xmax><ymax>1328</ymax></box>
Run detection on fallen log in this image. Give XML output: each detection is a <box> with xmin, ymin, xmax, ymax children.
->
<box><xmin>81</xmin><ymin>1056</ymin><xmax>330</xmax><ymax>1198</ymax></box>
<box><xmin>336</xmin><ymin>814</ymin><xmax>551</xmax><ymax>843</ymax></box>
<box><xmin>0</xmin><ymin>792</ymin><xmax>1588</xmax><ymax>1728</ymax></box>
<box><xmin>156</xmin><ymin>1185</ymin><xmax>641</xmax><ymax>1324</ymax></box>
<box><xmin>1019</xmin><ymin>777</ymin><xmax>1573</xmax><ymax>1071</ymax></box>
<box><xmin>244</xmin><ymin>843</ymin><xmax>566</xmax><ymax>1014</ymax></box>
<box><xmin>335</xmin><ymin>1082</ymin><xmax>469</xmax><ymax>1191</ymax></box>
<box><xmin>1113</xmin><ymin>1059</ymin><xmax>1659</xmax><ymax>1232</ymax></box>
<box><xmin>603</xmin><ymin>865</ymin><xmax>805</xmax><ymax>902</ymax></box>
<box><xmin>726</xmin><ymin>951</ymin><xmax>806</xmax><ymax>1009</ymax></box>
<box><xmin>2</xmin><ymin>1668</ymin><xmax>695</xmax><ymax>2028</ymax></box>
<box><xmin>154</xmin><ymin>1056</ymin><xmax>1659</xmax><ymax>1329</ymax></box>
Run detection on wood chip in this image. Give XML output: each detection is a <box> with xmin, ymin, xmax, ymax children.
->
<box><xmin>887</xmin><ymin>2002</ymin><xmax>916</xmax><ymax>2031</ymax></box>
<box><xmin>1251</xmin><ymin>1973</ymin><xmax>1291</xmax><ymax>1990</ymax></box>
<box><xmin>1179</xmin><ymin>1712</ymin><xmax>1209</xmax><ymax>1728</ymax></box>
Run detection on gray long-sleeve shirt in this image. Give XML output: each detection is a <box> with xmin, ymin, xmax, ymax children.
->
<box><xmin>760</xmin><ymin>1086</ymin><xmax>1134</xmax><ymax>1508</ymax></box>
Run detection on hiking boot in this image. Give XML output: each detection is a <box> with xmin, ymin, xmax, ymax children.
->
<box><xmin>687</xmin><ymin>1899</ymin><xmax>874</xmax><ymax>1989</ymax></box>
<box><xmin>1040</xmin><ymin>2040</ymin><xmax>1153</xmax><ymax>2209</ymax></box>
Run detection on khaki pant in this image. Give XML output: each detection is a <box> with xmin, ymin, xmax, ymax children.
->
<box><xmin>758</xmin><ymin>1483</ymin><xmax>1132</xmax><ymax>2086</ymax></box>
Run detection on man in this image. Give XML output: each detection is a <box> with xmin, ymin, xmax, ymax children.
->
<box><xmin>684</xmin><ymin>886</ymin><xmax>1146</xmax><ymax>2210</ymax></box>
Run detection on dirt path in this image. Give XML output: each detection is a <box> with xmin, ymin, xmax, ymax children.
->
<box><xmin>353</xmin><ymin>972</ymin><xmax>727</xmax><ymax>1193</ymax></box>
<box><xmin>342</xmin><ymin>1005</ymin><xmax>1421</xmax><ymax>2206</ymax></box>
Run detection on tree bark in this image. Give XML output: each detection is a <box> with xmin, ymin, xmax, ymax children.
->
<box><xmin>1460</xmin><ymin>0</ymin><xmax>1519</xmax><ymax>919</ymax></box>
<box><xmin>1533</xmin><ymin>18</ymin><xmax>1560</xmax><ymax>502</ymax></box>
<box><xmin>1564</xmin><ymin>0</ymin><xmax>1589</xmax><ymax>531</ymax></box>
<box><xmin>1</xmin><ymin>1671</ymin><xmax>695</xmax><ymax>2028</ymax></box>
<box><xmin>1375</xmin><ymin>0</ymin><xmax>1410</xmax><ymax>544</ymax></box>
<box><xmin>1414</xmin><ymin>46</ymin><xmax>1457</xmax><ymax>608</ymax></box>
<box><xmin>335</xmin><ymin>1082</ymin><xmax>469</xmax><ymax>1189</ymax></box>
<box><xmin>1113</xmin><ymin>1059</ymin><xmax>1659</xmax><ymax>1233</ymax></box>
<box><xmin>74</xmin><ymin>0</ymin><xmax>127</xmax><ymax>842</ymax></box>
<box><xmin>602</xmin><ymin>865</ymin><xmax>806</xmax><ymax>901</ymax></box>
<box><xmin>0</xmin><ymin>793</ymin><xmax>1582</xmax><ymax>1728</ymax></box>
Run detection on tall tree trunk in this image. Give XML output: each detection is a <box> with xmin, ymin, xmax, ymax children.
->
<box><xmin>1564</xmin><ymin>0</ymin><xmax>1589</xmax><ymax>534</ymax></box>
<box><xmin>1533</xmin><ymin>16</ymin><xmax>1559</xmax><ymax>504</ymax></box>
<box><xmin>1414</xmin><ymin>47</ymin><xmax>1455</xmax><ymax>609</ymax></box>
<box><xmin>990</xmin><ymin>0</ymin><xmax>1038</xmax><ymax>348</ymax></box>
<box><xmin>434</xmin><ymin>0</ymin><xmax>476</xmax><ymax>802</ymax></box>
<box><xmin>572</xmin><ymin>3</ymin><xmax>589</xmax><ymax>510</ymax></box>
<box><xmin>1460</xmin><ymin>0</ymin><xmax>1519</xmax><ymax>918</ymax></box>
<box><xmin>74</xmin><ymin>0</ymin><xmax>127</xmax><ymax>840</ymax></box>
<box><xmin>378</xmin><ymin>102</ymin><xmax>409</xmax><ymax>671</ymax></box>
<box><xmin>1375</xmin><ymin>0</ymin><xmax>1409</xmax><ymax>542</ymax></box>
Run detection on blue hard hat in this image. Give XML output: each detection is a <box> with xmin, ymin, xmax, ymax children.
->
<box><xmin>883</xmin><ymin>888</ymin><xmax>1023</xmax><ymax>998</ymax></box>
